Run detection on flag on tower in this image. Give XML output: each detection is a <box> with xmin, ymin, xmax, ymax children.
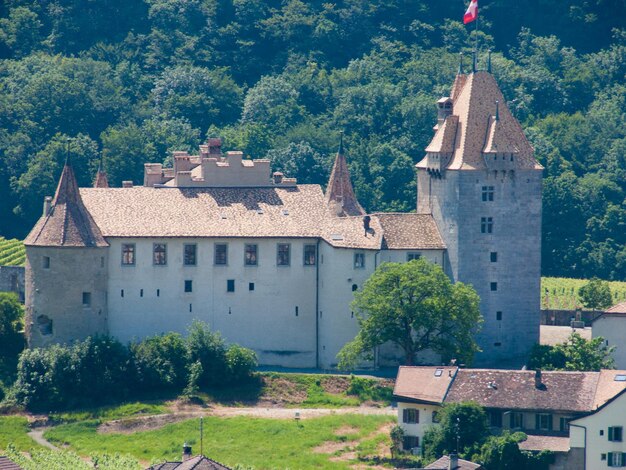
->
<box><xmin>464</xmin><ymin>0</ymin><xmax>478</xmax><ymax>24</ymax></box>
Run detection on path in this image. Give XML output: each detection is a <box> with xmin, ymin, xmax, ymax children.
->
<box><xmin>27</xmin><ymin>427</ymin><xmax>59</xmax><ymax>451</ymax></box>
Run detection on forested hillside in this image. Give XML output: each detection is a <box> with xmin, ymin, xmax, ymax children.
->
<box><xmin>1</xmin><ymin>0</ymin><xmax>625</xmax><ymax>279</ymax></box>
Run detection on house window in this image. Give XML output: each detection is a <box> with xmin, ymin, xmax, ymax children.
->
<box><xmin>608</xmin><ymin>452</ymin><xmax>625</xmax><ymax>467</ymax></box>
<box><xmin>215</xmin><ymin>244</ymin><xmax>228</xmax><ymax>265</ymax></box>
<box><xmin>489</xmin><ymin>410</ymin><xmax>502</xmax><ymax>428</ymax></box>
<box><xmin>536</xmin><ymin>413</ymin><xmax>552</xmax><ymax>431</ymax></box>
<box><xmin>407</xmin><ymin>253</ymin><xmax>421</xmax><ymax>261</ymax></box>
<box><xmin>42</xmin><ymin>256</ymin><xmax>51</xmax><ymax>269</ymax></box>
<box><xmin>354</xmin><ymin>253</ymin><xmax>365</xmax><ymax>268</ymax></box>
<box><xmin>609</xmin><ymin>426</ymin><xmax>624</xmax><ymax>442</ymax></box>
<box><xmin>122</xmin><ymin>244</ymin><xmax>135</xmax><ymax>265</ymax></box>
<box><xmin>403</xmin><ymin>435</ymin><xmax>419</xmax><ymax>451</ymax></box>
<box><xmin>481</xmin><ymin>217</ymin><xmax>493</xmax><ymax>233</ymax></box>
<box><xmin>277</xmin><ymin>244</ymin><xmax>290</xmax><ymax>266</ymax></box>
<box><xmin>304</xmin><ymin>244</ymin><xmax>317</xmax><ymax>266</ymax></box>
<box><xmin>184</xmin><ymin>280</ymin><xmax>193</xmax><ymax>293</ymax></box>
<box><xmin>227</xmin><ymin>279</ymin><xmax>235</xmax><ymax>292</ymax></box>
<box><xmin>82</xmin><ymin>292</ymin><xmax>91</xmax><ymax>307</ymax></box>
<box><xmin>490</xmin><ymin>252</ymin><xmax>498</xmax><ymax>262</ymax></box>
<box><xmin>496</xmin><ymin>311</ymin><xmax>503</xmax><ymax>321</ymax></box>
<box><xmin>153</xmin><ymin>243</ymin><xmax>167</xmax><ymax>265</ymax></box>
<box><xmin>244</xmin><ymin>244</ymin><xmax>258</xmax><ymax>266</ymax></box>
<box><xmin>491</xmin><ymin>282</ymin><xmax>498</xmax><ymax>291</ymax></box>
<box><xmin>510</xmin><ymin>412</ymin><xmax>524</xmax><ymax>429</ymax></box>
<box><xmin>482</xmin><ymin>185</ymin><xmax>495</xmax><ymax>201</ymax></box>
<box><xmin>432</xmin><ymin>411</ymin><xmax>439</xmax><ymax>423</ymax></box>
<box><xmin>184</xmin><ymin>244</ymin><xmax>197</xmax><ymax>266</ymax></box>
<box><xmin>402</xmin><ymin>408</ymin><xmax>419</xmax><ymax>424</ymax></box>
<box><xmin>560</xmin><ymin>417</ymin><xmax>571</xmax><ymax>432</ymax></box>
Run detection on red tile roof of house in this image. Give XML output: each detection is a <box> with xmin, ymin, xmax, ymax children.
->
<box><xmin>393</xmin><ymin>366</ymin><xmax>458</xmax><ymax>404</ymax></box>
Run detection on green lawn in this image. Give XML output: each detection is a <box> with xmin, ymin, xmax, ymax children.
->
<box><xmin>45</xmin><ymin>414</ymin><xmax>394</xmax><ymax>469</ymax></box>
<box><xmin>0</xmin><ymin>416</ymin><xmax>40</xmax><ymax>451</ymax></box>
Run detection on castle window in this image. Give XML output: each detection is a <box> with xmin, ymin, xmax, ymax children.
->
<box><xmin>184</xmin><ymin>280</ymin><xmax>193</xmax><ymax>293</ymax></box>
<box><xmin>140</xmin><ymin>289</ymin><xmax>143</xmax><ymax>297</ymax></box>
<box><xmin>491</xmin><ymin>282</ymin><xmax>498</xmax><ymax>291</ymax></box>
<box><xmin>184</xmin><ymin>244</ymin><xmax>197</xmax><ymax>266</ymax></box>
<box><xmin>304</xmin><ymin>244</ymin><xmax>317</xmax><ymax>266</ymax></box>
<box><xmin>244</xmin><ymin>244</ymin><xmax>258</xmax><ymax>266</ymax></box>
<box><xmin>227</xmin><ymin>279</ymin><xmax>235</xmax><ymax>292</ymax></box>
<box><xmin>481</xmin><ymin>217</ymin><xmax>493</xmax><ymax>233</ymax></box>
<box><xmin>490</xmin><ymin>252</ymin><xmax>498</xmax><ymax>262</ymax></box>
<box><xmin>482</xmin><ymin>186</ymin><xmax>494</xmax><ymax>201</ymax></box>
<box><xmin>402</xmin><ymin>408</ymin><xmax>419</xmax><ymax>424</ymax></box>
<box><xmin>121</xmin><ymin>289</ymin><xmax>124</xmax><ymax>297</ymax></box>
<box><xmin>214</xmin><ymin>244</ymin><xmax>228</xmax><ymax>265</ymax></box>
<box><xmin>352</xmin><ymin>284</ymin><xmax>358</xmax><ymax>292</ymax></box>
<box><xmin>122</xmin><ymin>244</ymin><xmax>135</xmax><ymax>265</ymax></box>
<box><xmin>496</xmin><ymin>311</ymin><xmax>502</xmax><ymax>320</ymax></box>
<box><xmin>354</xmin><ymin>253</ymin><xmax>365</xmax><ymax>268</ymax></box>
<box><xmin>42</xmin><ymin>256</ymin><xmax>50</xmax><ymax>269</ymax></box>
<box><xmin>156</xmin><ymin>289</ymin><xmax>160</xmax><ymax>297</ymax></box>
<box><xmin>82</xmin><ymin>292</ymin><xmax>91</xmax><ymax>307</ymax></box>
<box><xmin>277</xmin><ymin>244</ymin><xmax>290</xmax><ymax>266</ymax></box>
<box><xmin>295</xmin><ymin>306</ymin><xmax>299</xmax><ymax>316</ymax></box>
<box><xmin>249</xmin><ymin>282</ymin><xmax>255</xmax><ymax>291</ymax></box>
<box><xmin>153</xmin><ymin>243</ymin><xmax>167</xmax><ymax>265</ymax></box>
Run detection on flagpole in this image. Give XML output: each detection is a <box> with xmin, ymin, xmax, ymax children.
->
<box><xmin>474</xmin><ymin>7</ymin><xmax>479</xmax><ymax>57</ymax></box>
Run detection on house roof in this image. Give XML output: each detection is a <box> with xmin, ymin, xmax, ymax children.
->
<box><xmin>425</xmin><ymin>115</ymin><xmax>458</xmax><ymax>154</ymax></box>
<box><xmin>417</xmin><ymin>71</ymin><xmax>542</xmax><ymax>171</ymax></box>
<box><xmin>79</xmin><ymin>185</ymin><xmax>384</xmax><ymax>249</ymax></box>
<box><xmin>325</xmin><ymin>146</ymin><xmax>365</xmax><ymax>217</ymax></box>
<box><xmin>518</xmin><ymin>435</ymin><xmax>570</xmax><ymax>453</ymax></box>
<box><xmin>147</xmin><ymin>456</ymin><xmax>230</xmax><ymax>470</ymax></box>
<box><xmin>393</xmin><ymin>366</ymin><xmax>457</xmax><ymax>404</ymax></box>
<box><xmin>24</xmin><ymin>163</ymin><xmax>108</xmax><ymax>248</ymax></box>
<box><xmin>0</xmin><ymin>456</ymin><xmax>23</xmax><ymax>470</ymax></box>
<box><xmin>605</xmin><ymin>301</ymin><xmax>626</xmax><ymax>314</ymax></box>
<box><xmin>425</xmin><ymin>455</ymin><xmax>483</xmax><ymax>470</ymax></box>
<box><xmin>376</xmin><ymin>213</ymin><xmax>446</xmax><ymax>250</ymax></box>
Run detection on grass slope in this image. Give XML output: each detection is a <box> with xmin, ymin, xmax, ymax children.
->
<box><xmin>541</xmin><ymin>277</ymin><xmax>626</xmax><ymax>310</ymax></box>
<box><xmin>0</xmin><ymin>238</ymin><xmax>25</xmax><ymax>266</ymax></box>
<box><xmin>0</xmin><ymin>416</ymin><xmax>40</xmax><ymax>451</ymax></box>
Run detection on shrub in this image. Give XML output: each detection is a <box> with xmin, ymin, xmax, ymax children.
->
<box><xmin>186</xmin><ymin>321</ymin><xmax>228</xmax><ymax>387</ymax></box>
<box><xmin>225</xmin><ymin>344</ymin><xmax>257</xmax><ymax>384</ymax></box>
<box><xmin>131</xmin><ymin>333</ymin><xmax>188</xmax><ymax>392</ymax></box>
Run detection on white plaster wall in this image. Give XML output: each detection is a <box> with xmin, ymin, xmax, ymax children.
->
<box><xmin>593</xmin><ymin>317</ymin><xmax>626</xmax><ymax>370</ymax></box>
<box><xmin>570</xmin><ymin>391</ymin><xmax>626</xmax><ymax>470</ymax></box>
<box><xmin>107</xmin><ymin>237</ymin><xmax>318</xmax><ymax>367</ymax></box>
<box><xmin>397</xmin><ymin>401</ymin><xmax>441</xmax><ymax>446</ymax></box>
<box><xmin>378</xmin><ymin>250</ymin><xmax>444</xmax><ymax>265</ymax></box>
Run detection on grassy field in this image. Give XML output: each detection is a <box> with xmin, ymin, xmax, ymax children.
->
<box><xmin>541</xmin><ymin>277</ymin><xmax>626</xmax><ymax>310</ymax></box>
<box><xmin>0</xmin><ymin>237</ymin><xmax>25</xmax><ymax>266</ymax></box>
<box><xmin>0</xmin><ymin>416</ymin><xmax>40</xmax><ymax>451</ymax></box>
<box><xmin>44</xmin><ymin>414</ymin><xmax>394</xmax><ymax>469</ymax></box>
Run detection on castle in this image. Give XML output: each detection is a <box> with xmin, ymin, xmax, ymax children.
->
<box><xmin>24</xmin><ymin>65</ymin><xmax>542</xmax><ymax>368</ymax></box>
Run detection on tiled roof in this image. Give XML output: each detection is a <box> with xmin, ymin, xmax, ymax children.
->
<box><xmin>94</xmin><ymin>169</ymin><xmax>109</xmax><ymax>188</ymax></box>
<box><xmin>0</xmin><ymin>456</ymin><xmax>23</xmax><ymax>470</ymax></box>
<box><xmin>425</xmin><ymin>455</ymin><xmax>483</xmax><ymax>470</ymax></box>
<box><xmin>147</xmin><ymin>456</ymin><xmax>230</xmax><ymax>470</ymax></box>
<box><xmin>417</xmin><ymin>72</ymin><xmax>542</xmax><ymax>171</ymax></box>
<box><xmin>325</xmin><ymin>149</ymin><xmax>365</xmax><ymax>217</ymax></box>
<box><xmin>80</xmin><ymin>185</ymin><xmax>383</xmax><ymax>249</ymax></box>
<box><xmin>605</xmin><ymin>301</ymin><xmax>626</xmax><ymax>314</ymax></box>
<box><xmin>376</xmin><ymin>213</ymin><xmax>446</xmax><ymax>250</ymax></box>
<box><xmin>393</xmin><ymin>366</ymin><xmax>457</xmax><ymax>404</ymax></box>
<box><xmin>518</xmin><ymin>435</ymin><xmax>570</xmax><ymax>453</ymax></box>
<box><xmin>24</xmin><ymin>163</ymin><xmax>108</xmax><ymax>247</ymax></box>
<box><xmin>593</xmin><ymin>370</ymin><xmax>626</xmax><ymax>409</ymax></box>
<box><xmin>425</xmin><ymin>115</ymin><xmax>458</xmax><ymax>154</ymax></box>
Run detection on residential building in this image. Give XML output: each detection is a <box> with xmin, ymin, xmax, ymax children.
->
<box><xmin>593</xmin><ymin>302</ymin><xmax>626</xmax><ymax>369</ymax></box>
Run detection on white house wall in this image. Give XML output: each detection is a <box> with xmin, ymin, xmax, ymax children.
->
<box><xmin>593</xmin><ymin>317</ymin><xmax>626</xmax><ymax>370</ymax></box>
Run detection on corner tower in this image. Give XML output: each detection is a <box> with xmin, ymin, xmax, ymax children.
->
<box><xmin>325</xmin><ymin>134</ymin><xmax>365</xmax><ymax>217</ymax></box>
<box><xmin>24</xmin><ymin>160</ymin><xmax>109</xmax><ymax>347</ymax></box>
<box><xmin>416</xmin><ymin>66</ymin><xmax>543</xmax><ymax>366</ymax></box>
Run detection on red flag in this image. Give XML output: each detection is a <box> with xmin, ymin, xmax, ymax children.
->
<box><xmin>464</xmin><ymin>0</ymin><xmax>478</xmax><ymax>24</ymax></box>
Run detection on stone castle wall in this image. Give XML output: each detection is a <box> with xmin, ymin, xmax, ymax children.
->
<box><xmin>0</xmin><ymin>265</ymin><xmax>25</xmax><ymax>302</ymax></box>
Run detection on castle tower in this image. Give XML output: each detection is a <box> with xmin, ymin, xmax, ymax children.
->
<box><xmin>416</xmin><ymin>67</ymin><xmax>543</xmax><ymax>365</ymax></box>
<box><xmin>24</xmin><ymin>159</ymin><xmax>109</xmax><ymax>347</ymax></box>
<box><xmin>325</xmin><ymin>134</ymin><xmax>365</xmax><ymax>217</ymax></box>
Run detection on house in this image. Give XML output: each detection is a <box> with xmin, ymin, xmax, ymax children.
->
<box><xmin>425</xmin><ymin>454</ymin><xmax>484</xmax><ymax>470</ymax></box>
<box><xmin>593</xmin><ymin>302</ymin><xmax>626</xmax><ymax>369</ymax></box>
<box><xmin>23</xmin><ymin>58</ymin><xmax>542</xmax><ymax>369</ymax></box>
<box><xmin>147</xmin><ymin>444</ymin><xmax>230</xmax><ymax>470</ymax></box>
<box><xmin>393</xmin><ymin>365</ymin><xmax>626</xmax><ymax>460</ymax></box>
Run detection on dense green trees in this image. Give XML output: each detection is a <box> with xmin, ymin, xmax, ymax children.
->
<box><xmin>1</xmin><ymin>0</ymin><xmax>625</xmax><ymax>281</ymax></box>
<box><xmin>528</xmin><ymin>332</ymin><xmax>615</xmax><ymax>371</ymax></box>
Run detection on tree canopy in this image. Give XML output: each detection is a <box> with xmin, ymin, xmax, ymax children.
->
<box><xmin>337</xmin><ymin>259</ymin><xmax>482</xmax><ymax>368</ymax></box>
<box><xmin>578</xmin><ymin>277</ymin><xmax>614</xmax><ymax>311</ymax></box>
<box><xmin>528</xmin><ymin>331</ymin><xmax>615</xmax><ymax>371</ymax></box>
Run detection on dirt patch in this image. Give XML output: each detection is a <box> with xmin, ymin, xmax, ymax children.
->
<box><xmin>334</xmin><ymin>425</ymin><xmax>360</xmax><ymax>436</ymax></box>
<box><xmin>313</xmin><ymin>440</ymin><xmax>357</xmax><ymax>454</ymax></box>
<box><xmin>321</xmin><ymin>376</ymin><xmax>351</xmax><ymax>394</ymax></box>
<box><xmin>261</xmin><ymin>377</ymin><xmax>308</xmax><ymax>405</ymax></box>
<box><xmin>98</xmin><ymin>413</ymin><xmax>201</xmax><ymax>434</ymax></box>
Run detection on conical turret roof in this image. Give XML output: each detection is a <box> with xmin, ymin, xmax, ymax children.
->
<box><xmin>325</xmin><ymin>136</ymin><xmax>365</xmax><ymax>217</ymax></box>
<box><xmin>25</xmin><ymin>163</ymin><xmax>108</xmax><ymax>247</ymax></box>
<box><xmin>93</xmin><ymin>163</ymin><xmax>109</xmax><ymax>188</ymax></box>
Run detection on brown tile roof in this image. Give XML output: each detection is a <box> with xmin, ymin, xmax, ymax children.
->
<box><xmin>93</xmin><ymin>169</ymin><xmax>109</xmax><ymax>188</ymax></box>
<box><xmin>375</xmin><ymin>213</ymin><xmax>446</xmax><ymax>250</ymax></box>
<box><xmin>325</xmin><ymin>148</ymin><xmax>365</xmax><ymax>217</ymax></box>
<box><xmin>593</xmin><ymin>370</ymin><xmax>626</xmax><ymax>408</ymax></box>
<box><xmin>425</xmin><ymin>455</ymin><xmax>483</xmax><ymax>470</ymax></box>
<box><xmin>0</xmin><ymin>456</ymin><xmax>23</xmax><ymax>470</ymax></box>
<box><xmin>393</xmin><ymin>366</ymin><xmax>457</xmax><ymax>404</ymax></box>
<box><xmin>518</xmin><ymin>435</ymin><xmax>570</xmax><ymax>453</ymax></box>
<box><xmin>147</xmin><ymin>456</ymin><xmax>230</xmax><ymax>470</ymax></box>
<box><xmin>605</xmin><ymin>301</ymin><xmax>626</xmax><ymax>314</ymax></box>
<box><xmin>425</xmin><ymin>115</ymin><xmax>458</xmax><ymax>154</ymax></box>
<box><xmin>24</xmin><ymin>164</ymin><xmax>108</xmax><ymax>247</ymax></box>
<box><xmin>417</xmin><ymin>72</ymin><xmax>542</xmax><ymax>171</ymax></box>
<box><xmin>80</xmin><ymin>185</ymin><xmax>384</xmax><ymax>249</ymax></box>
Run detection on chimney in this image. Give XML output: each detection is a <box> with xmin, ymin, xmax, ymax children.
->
<box><xmin>449</xmin><ymin>453</ymin><xmax>458</xmax><ymax>470</ymax></box>
<box><xmin>535</xmin><ymin>369</ymin><xmax>545</xmax><ymax>390</ymax></box>
<box><xmin>122</xmin><ymin>181</ymin><xmax>133</xmax><ymax>188</ymax></box>
<box><xmin>182</xmin><ymin>443</ymin><xmax>192</xmax><ymax>461</ymax></box>
<box><xmin>43</xmin><ymin>196</ymin><xmax>52</xmax><ymax>217</ymax></box>
<box><xmin>363</xmin><ymin>215</ymin><xmax>371</xmax><ymax>234</ymax></box>
<box><xmin>207</xmin><ymin>137</ymin><xmax>222</xmax><ymax>156</ymax></box>
<box><xmin>273</xmin><ymin>171</ymin><xmax>284</xmax><ymax>184</ymax></box>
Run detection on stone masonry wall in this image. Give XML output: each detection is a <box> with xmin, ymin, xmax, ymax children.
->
<box><xmin>0</xmin><ymin>265</ymin><xmax>25</xmax><ymax>302</ymax></box>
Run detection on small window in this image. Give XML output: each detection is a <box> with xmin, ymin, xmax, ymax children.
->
<box><xmin>402</xmin><ymin>435</ymin><xmax>419</xmax><ymax>451</ymax></box>
<box><xmin>536</xmin><ymin>413</ymin><xmax>552</xmax><ymax>431</ymax></box>
<box><xmin>215</xmin><ymin>244</ymin><xmax>228</xmax><ymax>265</ymax></box>
<box><xmin>560</xmin><ymin>417</ymin><xmax>571</xmax><ymax>432</ymax></box>
<box><xmin>156</xmin><ymin>289</ymin><xmax>160</xmax><ymax>297</ymax></box>
<box><xmin>352</xmin><ymin>284</ymin><xmax>358</xmax><ymax>292</ymax></box>
<box><xmin>122</xmin><ymin>244</ymin><xmax>135</xmax><ymax>265</ymax></box>
<box><xmin>189</xmin><ymin>303</ymin><xmax>192</xmax><ymax>312</ymax></box>
<box><xmin>304</xmin><ymin>244</ymin><xmax>317</xmax><ymax>266</ymax></box>
<box><xmin>244</xmin><ymin>244</ymin><xmax>258</xmax><ymax>266</ymax></box>
<box><xmin>295</xmin><ymin>306</ymin><xmax>299</xmax><ymax>317</ymax></box>
<box><xmin>407</xmin><ymin>253</ymin><xmax>421</xmax><ymax>261</ymax></box>
<box><xmin>510</xmin><ymin>412</ymin><xmax>524</xmax><ymax>429</ymax></box>
<box><xmin>609</xmin><ymin>426</ymin><xmax>623</xmax><ymax>442</ymax></box>
<box><xmin>42</xmin><ymin>256</ymin><xmax>50</xmax><ymax>269</ymax></box>
<box><xmin>482</xmin><ymin>185</ymin><xmax>494</xmax><ymax>201</ymax></box>
<box><xmin>491</xmin><ymin>282</ymin><xmax>498</xmax><ymax>291</ymax></box>
<box><xmin>402</xmin><ymin>408</ymin><xmax>419</xmax><ymax>424</ymax></box>
<box><xmin>602</xmin><ymin>454</ymin><xmax>607</xmax><ymax>461</ymax></box>
<box><xmin>432</xmin><ymin>411</ymin><xmax>439</xmax><ymax>423</ymax></box>
<box><xmin>354</xmin><ymin>253</ymin><xmax>365</xmax><ymax>268</ymax></box>
<box><xmin>496</xmin><ymin>311</ymin><xmax>502</xmax><ymax>321</ymax></box>
<box><xmin>227</xmin><ymin>279</ymin><xmax>235</xmax><ymax>292</ymax></box>
<box><xmin>609</xmin><ymin>452</ymin><xmax>625</xmax><ymax>467</ymax></box>
<box><xmin>494</xmin><ymin>342</ymin><xmax>502</xmax><ymax>346</ymax></box>
<box><xmin>489</xmin><ymin>410</ymin><xmax>502</xmax><ymax>427</ymax></box>
<box><xmin>490</xmin><ymin>252</ymin><xmax>498</xmax><ymax>262</ymax></box>
<box><xmin>121</xmin><ymin>289</ymin><xmax>124</xmax><ymax>298</ymax></box>
<box><xmin>184</xmin><ymin>244</ymin><xmax>197</xmax><ymax>266</ymax></box>
<box><xmin>82</xmin><ymin>292</ymin><xmax>91</xmax><ymax>307</ymax></box>
<box><xmin>249</xmin><ymin>282</ymin><xmax>255</xmax><ymax>291</ymax></box>
<box><xmin>481</xmin><ymin>217</ymin><xmax>493</xmax><ymax>233</ymax></box>
<box><xmin>277</xmin><ymin>244</ymin><xmax>290</xmax><ymax>266</ymax></box>
<box><xmin>153</xmin><ymin>243</ymin><xmax>167</xmax><ymax>265</ymax></box>
<box><xmin>184</xmin><ymin>280</ymin><xmax>193</xmax><ymax>293</ymax></box>
<box><xmin>140</xmin><ymin>288</ymin><xmax>143</xmax><ymax>297</ymax></box>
